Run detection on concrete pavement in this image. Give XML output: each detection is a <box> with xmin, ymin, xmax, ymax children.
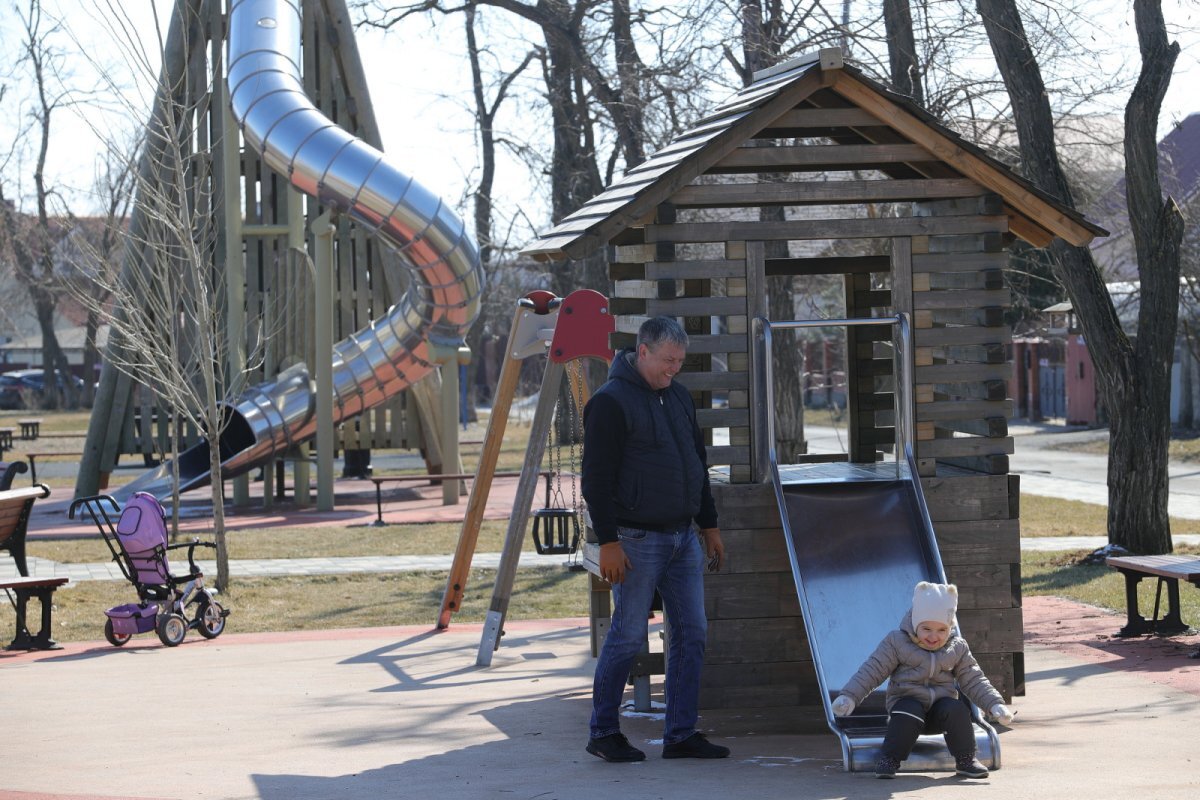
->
<box><xmin>2</xmin><ymin>602</ymin><xmax>1198</xmax><ymax>799</ymax></box>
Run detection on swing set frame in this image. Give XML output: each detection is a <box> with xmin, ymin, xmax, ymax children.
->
<box><xmin>436</xmin><ymin>290</ymin><xmax>614</xmax><ymax>649</ymax></box>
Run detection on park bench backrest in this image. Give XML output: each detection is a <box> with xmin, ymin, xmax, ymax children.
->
<box><xmin>0</xmin><ymin>485</ymin><xmax>49</xmax><ymax>576</ymax></box>
<box><xmin>0</xmin><ymin>461</ymin><xmax>28</xmax><ymax>491</ymax></box>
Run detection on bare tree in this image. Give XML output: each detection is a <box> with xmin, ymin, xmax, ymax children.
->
<box><xmin>882</xmin><ymin>0</ymin><xmax>922</xmax><ymax>103</ymax></box>
<box><xmin>979</xmin><ymin>0</ymin><xmax>1184</xmax><ymax>555</ymax></box>
<box><xmin>71</xmin><ymin>0</ymin><xmax>268</xmax><ymax>588</ymax></box>
<box><xmin>0</xmin><ymin>0</ymin><xmax>81</xmax><ymax>409</ymax></box>
<box><xmin>67</xmin><ymin>131</ymin><xmax>138</xmax><ymax>408</ymax></box>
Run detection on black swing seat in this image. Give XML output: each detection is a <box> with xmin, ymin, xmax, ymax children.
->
<box><xmin>531</xmin><ymin>507</ymin><xmax>581</xmax><ymax>556</ymax></box>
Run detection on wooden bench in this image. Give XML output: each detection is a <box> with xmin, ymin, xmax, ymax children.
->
<box><xmin>0</xmin><ymin>484</ymin><xmax>51</xmax><ymax>577</ymax></box>
<box><xmin>368</xmin><ymin>470</ymin><xmax>555</xmax><ymax>526</ymax></box>
<box><xmin>1</xmin><ymin>576</ymin><xmax>69</xmax><ymax>650</ymax></box>
<box><xmin>0</xmin><ymin>428</ymin><xmax>12</xmax><ymax>451</ymax></box>
<box><xmin>17</xmin><ymin>418</ymin><xmax>41</xmax><ymax>440</ymax></box>
<box><xmin>1106</xmin><ymin>554</ymin><xmax>1200</xmax><ymax>637</ymax></box>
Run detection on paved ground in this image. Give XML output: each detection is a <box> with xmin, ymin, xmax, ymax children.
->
<box><xmin>4</xmin><ymin>426</ymin><xmax>1200</xmax><ymax>797</ymax></box>
<box><xmin>1</xmin><ymin>596</ymin><xmax>1198</xmax><ymax>800</ymax></box>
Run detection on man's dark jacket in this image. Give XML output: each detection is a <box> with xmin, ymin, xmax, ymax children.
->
<box><xmin>581</xmin><ymin>348</ymin><xmax>718</xmax><ymax>545</ymax></box>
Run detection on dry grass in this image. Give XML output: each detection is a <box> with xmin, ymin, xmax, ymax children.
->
<box><xmin>12</xmin><ymin>410</ymin><xmax>1200</xmax><ymax>644</ymax></box>
<box><xmin>1020</xmin><ymin>494</ymin><xmax>1200</xmax><ymax>537</ymax></box>
<box><xmin>2</xmin><ymin>567</ymin><xmax>590</xmax><ymax>645</ymax></box>
<box><xmin>30</xmin><ymin>519</ymin><xmax>537</xmax><ymax>563</ymax></box>
<box><xmin>1040</xmin><ymin>431</ymin><xmax>1200</xmax><ymax>463</ymax></box>
<box><xmin>1021</xmin><ymin>544</ymin><xmax>1200</xmax><ymax>624</ymax></box>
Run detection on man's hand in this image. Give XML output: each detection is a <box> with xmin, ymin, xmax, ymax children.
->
<box><xmin>699</xmin><ymin>527</ymin><xmax>725</xmax><ymax>571</ymax></box>
<box><xmin>599</xmin><ymin>541</ymin><xmax>632</xmax><ymax>584</ymax></box>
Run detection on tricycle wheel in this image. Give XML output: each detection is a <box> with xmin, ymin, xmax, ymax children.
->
<box><xmin>156</xmin><ymin>613</ymin><xmax>187</xmax><ymax>647</ymax></box>
<box><xmin>195</xmin><ymin>600</ymin><xmax>226</xmax><ymax>639</ymax></box>
<box><xmin>104</xmin><ymin>619</ymin><xmax>131</xmax><ymax>647</ymax></box>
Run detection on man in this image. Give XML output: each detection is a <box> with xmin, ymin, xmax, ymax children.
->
<box><xmin>581</xmin><ymin>316</ymin><xmax>729</xmax><ymax>762</ymax></box>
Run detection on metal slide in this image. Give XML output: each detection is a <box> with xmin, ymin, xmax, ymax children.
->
<box><xmin>753</xmin><ymin>316</ymin><xmax>1000</xmax><ymax>773</ymax></box>
<box><xmin>116</xmin><ymin>0</ymin><xmax>482</xmax><ymax>500</ymax></box>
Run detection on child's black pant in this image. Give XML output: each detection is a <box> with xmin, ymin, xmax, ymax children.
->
<box><xmin>881</xmin><ymin>697</ymin><xmax>975</xmax><ymax>760</ymax></box>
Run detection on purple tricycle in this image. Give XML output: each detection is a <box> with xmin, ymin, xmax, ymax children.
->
<box><xmin>70</xmin><ymin>493</ymin><xmax>229</xmax><ymax>647</ymax></box>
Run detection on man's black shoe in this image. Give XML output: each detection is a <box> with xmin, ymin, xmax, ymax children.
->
<box><xmin>586</xmin><ymin>733</ymin><xmax>646</xmax><ymax>762</ymax></box>
<box><xmin>662</xmin><ymin>732</ymin><xmax>730</xmax><ymax>759</ymax></box>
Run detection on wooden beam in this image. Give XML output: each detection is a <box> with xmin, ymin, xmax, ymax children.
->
<box><xmin>712</xmin><ymin>143</ymin><xmax>935</xmax><ymax>172</ymax></box>
<box><xmin>645</xmin><ymin>215</ymin><xmax>1008</xmax><ymax>243</ymax></box>
<box><xmin>830</xmin><ymin>70</ymin><xmax>1101</xmax><ymax>247</ymax></box>
<box><xmin>646</xmin><ymin>296</ymin><xmax>747</xmax><ymax>317</ymax></box>
<box><xmin>917</xmin><ymin>399</ymin><xmax>1014</xmax><ymax>421</ymax></box>
<box><xmin>912</xmin><ymin>252</ymin><xmax>1009</xmax><ymax>272</ymax></box>
<box><xmin>670</xmin><ymin>178</ymin><xmax>987</xmax><ymax>208</ymax></box>
<box><xmin>765</xmin><ymin>255</ymin><xmax>890</xmax><ymax>276</ymax></box>
<box><xmin>913</xmin><ymin>289</ymin><xmax>1012</xmax><ymax>310</ymax></box>
<box><xmin>914</xmin><ymin>326</ymin><xmax>1011</xmax><ymax>347</ymax></box>
<box><xmin>762</xmin><ymin>107</ymin><xmax>882</xmax><ymax>128</ymax></box>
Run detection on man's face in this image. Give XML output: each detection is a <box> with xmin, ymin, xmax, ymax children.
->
<box><xmin>636</xmin><ymin>340</ymin><xmax>686</xmax><ymax>391</ymax></box>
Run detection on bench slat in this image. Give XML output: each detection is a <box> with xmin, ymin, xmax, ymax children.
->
<box><xmin>1107</xmin><ymin>555</ymin><xmax>1200</xmax><ymax>582</ymax></box>
<box><xmin>0</xmin><ymin>576</ymin><xmax>69</xmax><ymax>590</ymax></box>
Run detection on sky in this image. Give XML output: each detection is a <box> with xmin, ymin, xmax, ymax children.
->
<box><xmin>0</xmin><ymin>0</ymin><xmax>1197</xmax><ymax>238</ymax></box>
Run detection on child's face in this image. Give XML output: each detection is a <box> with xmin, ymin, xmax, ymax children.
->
<box><xmin>914</xmin><ymin>620</ymin><xmax>951</xmax><ymax>651</ymax></box>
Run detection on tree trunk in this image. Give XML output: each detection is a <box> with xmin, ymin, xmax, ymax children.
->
<box><xmin>882</xmin><ymin>0</ymin><xmax>923</xmax><ymax>105</ymax></box>
<box><xmin>740</xmin><ymin>0</ymin><xmax>806</xmax><ymax>460</ymax></box>
<box><xmin>978</xmin><ymin>0</ymin><xmax>1181</xmax><ymax>554</ymax></box>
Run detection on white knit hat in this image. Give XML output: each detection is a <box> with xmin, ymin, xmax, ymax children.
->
<box><xmin>911</xmin><ymin>581</ymin><xmax>958</xmax><ymax>627</ymax></box>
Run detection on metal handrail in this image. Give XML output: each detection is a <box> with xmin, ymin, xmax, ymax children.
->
<box><xmin>752</xmin><ymin>315</ymin><xmax>914</xmax><ymax>480</ymax></box>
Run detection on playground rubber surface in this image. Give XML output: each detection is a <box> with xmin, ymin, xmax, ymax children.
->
<box><xmin>2</xmin><ymin>596</ymin><xmax>1199</xmax><ymax>799</ymax></box>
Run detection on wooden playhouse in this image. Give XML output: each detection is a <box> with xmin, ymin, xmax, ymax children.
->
<box><xmin>522</xmin><ymin>49</ymin><xmax>1104</xmax><ymax>726</ymax></box>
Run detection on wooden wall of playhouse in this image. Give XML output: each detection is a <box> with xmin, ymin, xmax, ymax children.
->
<box><xmin>603</xmin><ymin>173</ymin><xmax>1021</xmax><ymax>720</ymax></box>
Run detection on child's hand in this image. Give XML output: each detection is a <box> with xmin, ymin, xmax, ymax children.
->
<box><xmin>989</xmin><ymin>703</ymin><xmax>1015</xmax><ymax>725</ymax></box>
<box><xmin>831</xmin><ymin>695</ymin><xmax>855</xmax><ymax>717</ymax></box>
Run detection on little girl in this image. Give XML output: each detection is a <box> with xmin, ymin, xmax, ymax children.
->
<box><xmin>831</xmin><ymin>581</ymin><xmax>1014</xmax><ymax>779</ymax></box>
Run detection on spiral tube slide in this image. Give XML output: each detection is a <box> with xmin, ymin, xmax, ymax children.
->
<box><xmin>116</xmin><ymin>0</ymin><xmax>482</xmax><ymax>500</ymax></box>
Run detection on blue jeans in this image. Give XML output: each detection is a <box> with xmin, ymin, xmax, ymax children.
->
<box><xmin>590</xmin><ymin>524</ymin><xmax>708</xmax><ymax>745</ymax></box>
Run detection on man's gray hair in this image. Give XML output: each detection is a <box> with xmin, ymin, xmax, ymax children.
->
<box><xmin>637</xmin><ymin>316</ymin><xmax>689</xmax><ymax>350</ymax></box>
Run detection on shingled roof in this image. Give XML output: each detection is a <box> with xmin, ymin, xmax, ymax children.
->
<box><xmin>522</xmin><ymin>49</ymin><xmax>1106</xmax><ymax>262</ymax></box>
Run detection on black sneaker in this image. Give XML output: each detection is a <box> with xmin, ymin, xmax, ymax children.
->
<box><xmin>874</xmin><ymin>755</ymin><xmax>901</xmax><ymax>779</ymax></box>
<box><xmin>955</xmin><ymin>755</ymin><xmax>989</xmax><ymax>778</ymax></box>
<box><xmin>586</xmin><ymin>733</ymin><xmax>646</xmax><ymax>762</ymax></box>
<box><xmin>662</xmin><ymin>732</ymin><xmax>730</xmax><ymax>759</ymax></box>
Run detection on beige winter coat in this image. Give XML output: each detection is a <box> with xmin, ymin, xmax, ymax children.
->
<box><xmin>838</xmin><ymin>611</ymin><xmax>1004</xmax><ymax>713</ymax></box>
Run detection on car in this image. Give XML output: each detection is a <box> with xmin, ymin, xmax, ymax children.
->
<box><xmin>0</xmin><ymin>374</ymin><xmax>24</xmax><ymax>410</ymax></box>
<box><xmin>0</xmin><ymin>369</ymin><xmax>86</xmax><ymax>408</ymax></box>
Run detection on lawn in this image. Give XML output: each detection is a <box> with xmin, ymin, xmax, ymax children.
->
<box><xmin>1020</xmin><ymin>493</ymin><xmax>1200</xmax><ymax>537</ymax></box>
<box><xmin>17</xmin><ymin>567</ymin><xmax>589</xmax><ymax>646</ymax></box>
<box><xmin>1021</xmin><ymin>544</ymin><xmax>1200</xmax><ymax>626</ymax></box>
<box><xmin>8</xmin><ymin>410</ymin><xmax>1200</xmax><ymax>646</ymax></box>
<box><xmin>1042</xmin><ymin>430</ymin><xmax>1200</xmax><ymax>463</ymax></box>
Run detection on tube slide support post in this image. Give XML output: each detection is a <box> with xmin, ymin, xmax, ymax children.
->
<box><xmin>313</xmin><ymin>212</ymin><xmax>336</xmax><ymax>511</ymax></box>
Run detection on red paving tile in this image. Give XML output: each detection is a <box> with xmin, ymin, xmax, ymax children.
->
<box><xmin>1023</xmin><ymin>594</ymin><xmax>1200</xmax><ymax>696</ymax></box>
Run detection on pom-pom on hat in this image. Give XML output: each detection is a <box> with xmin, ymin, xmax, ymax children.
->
<box><xmin>912</xmin><ymin>581</ymin><xmax>958</xmax><ymax>627</ymax></box>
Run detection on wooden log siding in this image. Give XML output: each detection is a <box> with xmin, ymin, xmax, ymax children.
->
<box><xmin>912</xmin><ymin>251</ymin><xmax>1009</xmax><ymax>272</ymax></box>
<box><xmin>713</xmin><ymin>143</ymin><xmax>936</xmax><ymax>173</ymax></box>
<box><xmin>700</xmin><ymin>480</ymin><xmax>1021</xmax><ymax>710</ymax></box>
<box><xmin>643</xmin><ymin>215</ymin><xmax>1009</xmax><ymax>244</ymax></box>
<box><xmin>671</xmin><ymin>178</ymin><xmax>987</xmax><ymax>209</ymax></box>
